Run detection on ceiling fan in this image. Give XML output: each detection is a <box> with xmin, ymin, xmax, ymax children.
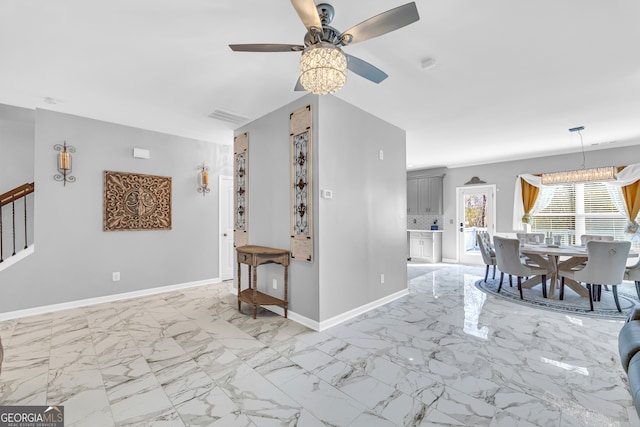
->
<box><xmin>229</xmin><ymin>0</ymin><xmax>420</xmax><ymax>94</ymax></box>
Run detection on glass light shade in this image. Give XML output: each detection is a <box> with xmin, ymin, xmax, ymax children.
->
<box><xmin>299</xmin><ymin>44</ymin><xmax>347</xmax><ymax>95</ymax></box>
<box><xmin>541</xmin><ymin>166</ymin><xmax>617</xmax><ymax>185</ymax></box>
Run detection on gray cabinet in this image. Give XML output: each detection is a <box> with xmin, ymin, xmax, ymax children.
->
<box><xmin>407</xmin><ymin>178</ymin><xmax>418</xmax><ymax>214</ymax></box>
<box><xmin>407</xmin><ymin>176</ymin><xmax>443</xmax><ymax>215</ymax></box>
<box><xmin>408</xmin><ymin>231</ymin><xmax>442</xmax><ymax>263</ymax></box>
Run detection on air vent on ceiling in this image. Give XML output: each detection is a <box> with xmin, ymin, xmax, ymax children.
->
<box><xmin>208</xmin><ymin>109</ymin><xmax>250</xmax><ymax>125</ymax></box>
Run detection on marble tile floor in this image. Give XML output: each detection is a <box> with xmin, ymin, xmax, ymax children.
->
<box><xmin>0</xmin><ymin>263</ymin><xmax>638</xmax><ymax>426</ymax></box>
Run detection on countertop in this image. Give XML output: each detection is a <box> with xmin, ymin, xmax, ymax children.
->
<box><xmin>407</xmin><ymin>229</ymin><xmax>444</xmax><ymax>233</ymax></box>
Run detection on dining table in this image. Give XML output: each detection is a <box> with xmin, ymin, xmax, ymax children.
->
<box><xmin>519</xmin><ymin>243</ymin><xmax>638</xmax><ymax>299</ymax></box>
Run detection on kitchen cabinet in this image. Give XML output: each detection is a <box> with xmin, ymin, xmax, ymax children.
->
<box><xmin>407</xmin><ymin>176</ymin><xmax>443</xmax><ymax>215</ymax></box>
<box><xmin>407</xmin><ymin>178</ymin><xmax>418</xmax><ymax>214</ymax></box>
<box><xmin>408</xmin><ymin>231</ymin><xmax>442</xmax><ymax>263</ymax></box>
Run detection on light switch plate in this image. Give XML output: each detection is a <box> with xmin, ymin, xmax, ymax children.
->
<box><xmin>321</xmin><ymin>189</ymin><xmax>333</xmax><ymax>199</ymax></box>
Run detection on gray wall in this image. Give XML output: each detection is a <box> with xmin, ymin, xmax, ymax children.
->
<box><xmin>318</xmin><ymin>96</ymin><xmax>407</xmax><ymax>321</ymax></box>
<box><xmin>413</xmin><ymin>143</ymin><xmax>640</xmax><ymax>261</ymax></box>
<box><xmin>0</xmin><ymin>108</ymin><xmax>232</xmax><ymax>312</ymax></box>
<box><xmin>0</xmin><ymin>104</ymin><xmax>35</xmax><ymax>257</ymax></box>
<box><xmin>236</xmin><ymin>94</ymin><xmax>407</xmax><ymax>323</ymax></box>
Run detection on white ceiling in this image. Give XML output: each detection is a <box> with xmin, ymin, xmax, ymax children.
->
<box><xmin>2</xmin><ymin>0</ymin><xmax>640</xmax><ymax>170</ymax></box>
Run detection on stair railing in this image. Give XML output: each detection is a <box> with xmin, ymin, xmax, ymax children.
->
<box><xmin>0</xmin><ymin>182</ymin><xmax>35</xmax><ymax>263</ymax></box>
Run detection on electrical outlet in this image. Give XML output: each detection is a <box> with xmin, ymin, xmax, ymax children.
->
<box><xmin>272</xmin><ymin>279</ymin><xmax>277</xmax><ymax>290</ymax></box>
<box><xmin>379</xmin><ymin>150</ymin><xmax>384</xmax><ymax>160</ymax></box>
<box><xmin>380</xmin><ymin>273</ymin><xmax>385</xmax><ymax>284</ymax></box>
<box><xmin>112</xmin><ymin>272</ymin><xmax>120</xmax><ymax>282</ymax></box>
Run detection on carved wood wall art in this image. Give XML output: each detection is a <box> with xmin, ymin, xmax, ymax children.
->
<box><xmin>290</xmin><ymin>105</ymin><xmax>313</xmax><ymax>262</ymax></box>
<box><xmin>234</xmin><ymin>133</ymin><xmax>249</xmax><ymax>247</ymax></box>
<box><xmin>103</xmin><ymin>171</ymin><xmax>172</xmax><ymax>231</ymax></box>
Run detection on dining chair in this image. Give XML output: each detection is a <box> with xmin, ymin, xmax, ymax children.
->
<box><xmin>559</xmin><ymin>240</ymin><xmax>631</xmax><ymax>312</ymax></box>
<box><xmin>580</xmin><ymin>234</ymin><xmax>614</xmax><ymax>246</ymax></box>
<box><xmin>578</xmin><ymin>235</ymin><xmax>615</xmax><ymax>290</ymax></box>
<box><xmin>476</xmin><ymin>231</ymin><xmax>496</xmax><ymax>283</ymax></box>
<box><xmin>493</xmin><ymin>236</ymin><xmax>548</xmax><ymax>299</ymax></box>
<box><xmin>625</xmin><ymin>259</ymin><xmax>640</xmax><ymax>299</ymax></box>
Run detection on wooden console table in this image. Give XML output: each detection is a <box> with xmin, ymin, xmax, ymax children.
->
<box><xmin>236</xmin><ymin>245</ymin><xmax>290</xmax><ymax>319</ymax></box>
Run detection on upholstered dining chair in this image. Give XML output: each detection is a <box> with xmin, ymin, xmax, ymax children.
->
<box><xmin>580</xmin><ymin>234</ymin><xmax>614</xmax><ymax>246</ymax></box>
<box><xmin>476</xmin><ymin>231</ymin><xmax>496</xmax><ymax>283</ymax></box>
<box><xmin>579</xmin><ymin>235</ymin><xmax>615</xmax><ymax>290</ymax></box>
<box><xmin>625</xmin><ymin>259</ymin><xmax>640</xmax><ymax>300</ymax></box>
<box><xmin>493</xmin><ymin>236</ymin><xmax>548</xmax><ymax>299</ymax></box>
<box><xmin>559</xmin><ymin>240</ymin><xmax>631</xmax><ymax>312</ymax></box>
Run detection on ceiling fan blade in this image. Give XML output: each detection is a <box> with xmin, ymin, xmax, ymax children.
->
<box><xmin>294</xmin><ymin>77</ymin><xmax>306</xmax><ymax>92</ymax></box>
<box><xmin>229</xmin><ymin>44</ymin><xmax>304</xmax><ymax>52</ymax></box>
<box><xmin>339</xmin><ymin>2</ymin><xmax>419</xmax><ymax>46</ymax></box>
<box><xmin>290</xmin><ymin>0</ymin><xmax>322</xmax><ymax>33</ymax></box>
<box><xmin>345</xmin><ymin>54</ymin><xmax>388</xmax><ymax>84</ymax></box>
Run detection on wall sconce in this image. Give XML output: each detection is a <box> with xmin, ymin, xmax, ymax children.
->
<box><xmin>197</xmin><ymin>163</ymin><xmax>210</xmax><ymax>196</ymax></box>
<box><xmin>53</xmin><ymin>141</ymin><xmax>76</xmax><ymax>186</ymax></box>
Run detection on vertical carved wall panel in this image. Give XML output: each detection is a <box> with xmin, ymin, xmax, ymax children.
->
<box><xmin>290</xmin><ymin>105</ymin><xmax>313</xmax><ymax>262</ymax></box>
<box><xmin>234</xmin><ymin>133</ymin><xmax>249</xmax><ymax>247</ymax></box>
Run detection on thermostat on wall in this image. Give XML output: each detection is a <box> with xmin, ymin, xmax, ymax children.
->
<box><xmin>321</xmin><ymin>189</ymin><xmax>333</xmax><ymax>199</ymax></box>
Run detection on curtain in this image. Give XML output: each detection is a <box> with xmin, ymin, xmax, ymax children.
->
<box><xmin>521</xmin><ymin>178</ymin><xmax>539</xmax><ymax>225</ymax></box>
<box><xmin>514</xmin><ymin>163</ymin><xmax>640</xmax><ymax>232</ymax></box>
<box><xmin>607</xmin><ymin>164</ymin><xmax>640</xmax><ymax>240</ymax></box>
<box><xmin>622</xmin><ymin>180</ymin><xmax>640</xmax><ymax>238</ymax></box>
<box><xmin>513</xmin><ymin>174</ymin><xmax>542</xmax><ymax>230</ymax></box>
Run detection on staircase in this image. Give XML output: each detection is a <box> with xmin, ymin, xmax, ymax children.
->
<box><xmin>0</xmin><ymin>182</ymin><xmax>35</xmax><ymax>270</ymax></box>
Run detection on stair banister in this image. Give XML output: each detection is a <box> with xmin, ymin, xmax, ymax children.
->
<box><xmin>0</xmin><ymin>182</ymin><xmax>34</xmax><ymax>263</ymax></box>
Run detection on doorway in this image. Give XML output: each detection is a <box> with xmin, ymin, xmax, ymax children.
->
<box><xmin>456</xmin><ymin>185</ymin><xmax>496</xmax><ymax>264</ymax></box>
<box><xmin>219</xmin><ymin>175</ymin><xmax>234</xmax><ymax>280</ymax></box>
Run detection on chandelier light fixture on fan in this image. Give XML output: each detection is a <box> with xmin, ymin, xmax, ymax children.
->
<box><xmin>229</xmin><ymin>1</ymin><xmax>420</xmax><ymax>94</ymax></box>
<box><xmin>541</xmin><ymin>126</ymin><xmax>617</xmax><ymax>185</ymax></box>
<box><xmin>299</xmin><ymin>43</ymin><xmax>347</xmax><ymax>94</ymax></box>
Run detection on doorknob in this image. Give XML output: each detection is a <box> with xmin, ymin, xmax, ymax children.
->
<box><xmin>223</xmin><ymin>233</ymin><xmax>228</xmax><ymax>237</ymax></box>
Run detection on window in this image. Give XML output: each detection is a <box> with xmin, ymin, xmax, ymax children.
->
<box><xmin>531</xmin><ymin>182</ymin><xmax>635</xmax><ymax>247</ymax></box>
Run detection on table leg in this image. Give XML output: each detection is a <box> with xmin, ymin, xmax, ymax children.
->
<box><xmin>237</xmin><ymin>261</ymin><xmax>241</xmax><ymax>312</ymax></box>
<box><xmin>284</xmin><ymin>264</ymin><xmax>288</xmax><ymax>319</ymax></box>
<box><xmin>556</xmin><ymin>256</ymin><xmax>589</xmax><ymax>298</ymax></box>
<box><xmin>560</xmin><ymin>277</ymin><xmax>589</xmax><ymax>298</ymax></box>
<box><xmin>547</xmin><ymin>255</ymin><xmax>559</xmax><ymax>299</ymax></box>
<box><xmin>252</xmin><ymin>265</ymin><xmax>257</xmax><ymax>319</ymax></box>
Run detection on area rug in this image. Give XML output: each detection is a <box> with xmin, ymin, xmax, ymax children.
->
<box><xmin>475</xmin><ymin>277</ymin><xmax>639</xmax><ymax>320</ymax></box>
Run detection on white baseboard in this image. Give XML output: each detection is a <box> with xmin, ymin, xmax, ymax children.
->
<box><xmin>0</xmin><ymin>277</ymin><xmax>221</xmax><ymax>321</ymax></box>
<box><xmin>262</xmin><ymin>305</ymin><xmax>320</xmax><ymax>331</ymax></box>
<box><xmin>246</xmin><ymin>288</ymin><xmax>409</xmax><ymax>332</ymax></box>
<box><xmin>318</xmin><ymin>288</ymin><xmax>409</xmax><ymax>331</ymax></box>
<box><xmin>443</xmin><ymin>257</ymin><xmax>457</xmax><ymax>263</ymax></box>
<box><xmin>1</xmin><ymin>277</ymin><xmax>408</xmax><ymax>332</ymax></box>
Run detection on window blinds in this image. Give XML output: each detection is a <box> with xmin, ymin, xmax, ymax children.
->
<box><xmin>531</xmin><ymin>183</ymin><xmax>633</xmax><ymax>246</ymax></box>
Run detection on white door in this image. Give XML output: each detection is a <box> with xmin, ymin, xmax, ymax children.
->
<box><xmin>456</xmin><ymin>185</ymin><xmax>496</xmax><ymax>264</ymax></box>
<box><xmin>219</xmin><ymin>176</ymin><xmax>234</xmax><ymax>280</ymax></box>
